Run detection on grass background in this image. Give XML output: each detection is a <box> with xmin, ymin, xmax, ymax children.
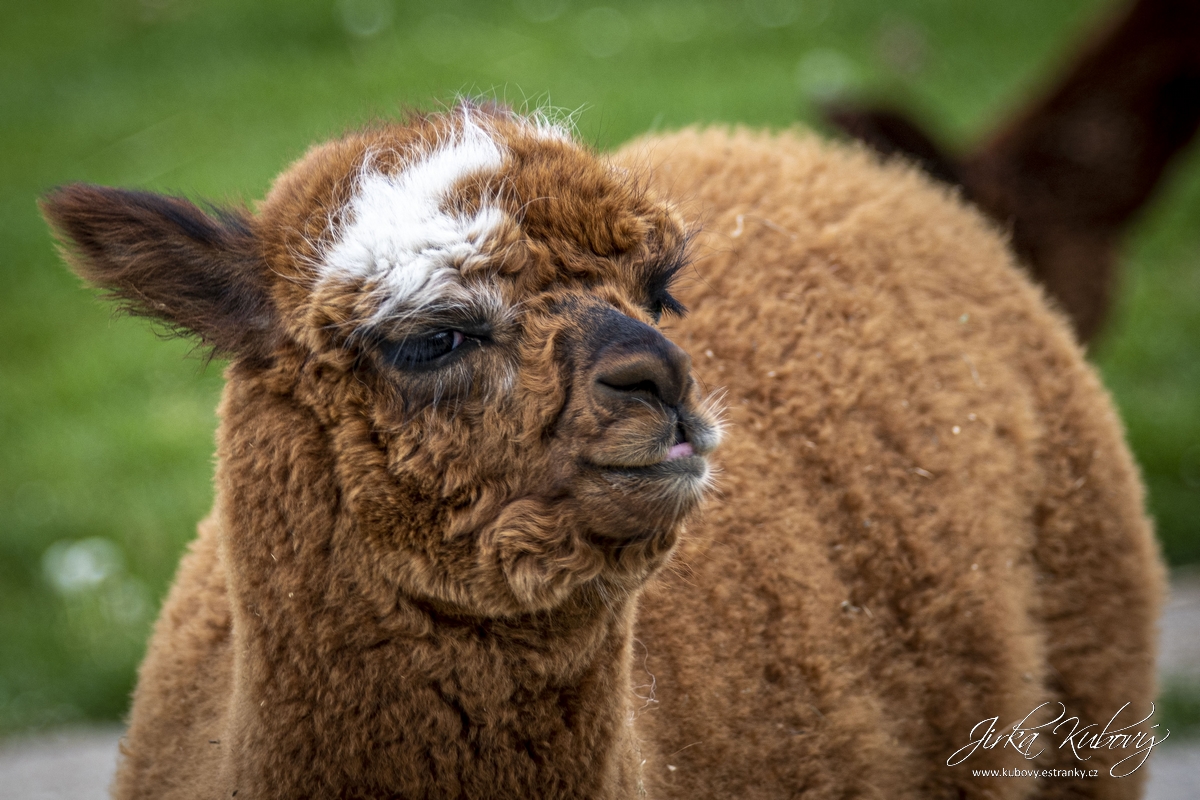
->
<box><xmin>2</xmin><ymin>0</ymin><xmax>1197</xmax><ymax>734</ymax></box>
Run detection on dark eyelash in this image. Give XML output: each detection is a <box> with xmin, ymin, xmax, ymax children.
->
<box><xmin>380</xmin><ymin>331</ymin><xmax>462</xmax><ymax>368</ymax></box>
<box><xmin>373</xmin><ymin>322</ymin><xmax>491</xmax><ymax>372</ymax></box>
<box><xmin>650</xmin><ymin>293</ymin><xmax>687</xmax><ymax>322</ymax></box>
<box><xmin>646</xmin><ymin>259</ymin><xmax>688</xmax><ymax>321</ymax></box>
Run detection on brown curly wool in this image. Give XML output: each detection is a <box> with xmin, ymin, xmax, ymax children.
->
<box><xmin>41</xmin><ymin>106</ymin><xmax>1163</xmax><ymax>799</ymax></box>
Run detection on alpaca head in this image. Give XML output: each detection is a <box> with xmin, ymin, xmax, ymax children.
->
<box><xmin>42</xmin><ymin>104</ymin><xmax>722</xmax><ymax>617</ymax></box>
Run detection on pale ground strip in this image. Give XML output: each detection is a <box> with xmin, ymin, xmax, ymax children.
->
<box><xmin>2</xmin><ymin>572</ymin><xmax>1197</xmax><ymax>799</ymax></box>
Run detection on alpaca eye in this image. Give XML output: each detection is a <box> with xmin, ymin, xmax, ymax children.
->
<box><xmin>380</xmin><ymin>330</ymin><xmax>466</xmax><ymax>368</ymax></box>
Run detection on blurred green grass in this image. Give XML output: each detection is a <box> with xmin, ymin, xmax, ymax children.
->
<box><xmin>1158</xmin><ymin>679</ymin><xmax>1200</xmax><ymax>740</ymax></box>
<box><xmin>2</xmin><ymin>0</ymin><xmax>1196</xmax><ymax>733</ymax></box>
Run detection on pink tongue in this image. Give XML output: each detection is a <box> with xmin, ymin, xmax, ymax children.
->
<box><xmin>666</xmin><ymin>442</ymin><xmax>695</xmax><ymax>461</ymax></box>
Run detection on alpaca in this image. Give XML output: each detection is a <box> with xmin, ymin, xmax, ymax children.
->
<box><xmin>824</xmin><ymin>0</ymin><xmax>1200</xmax><ymax>343</ymax></box>
<box><xmin>42</xmin><ymin>104</ymin><xmax>1164</xmax><ymax>799</ymax></box>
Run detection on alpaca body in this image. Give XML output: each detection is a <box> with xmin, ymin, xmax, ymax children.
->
<box><xmin>43</xmin><ymin>114</ymin><xmax>1162</xmax><ymax>800</ymax></box>
<box><xmin>626</xmin><ymin>129</ymin><xmax>1163</xmax><ymax>798</ymax></box>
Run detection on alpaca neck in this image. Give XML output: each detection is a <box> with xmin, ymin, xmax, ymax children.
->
<box><xmin>213</xmin><ymin>381</ymin><xmax>646</xmax><ymax>797</ymax></box>
<box><xmin>220</xmin><ymin>557</ymin><xmax>643</xmax><ymax>798</ymax></box>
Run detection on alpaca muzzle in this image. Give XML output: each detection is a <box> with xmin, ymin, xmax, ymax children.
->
<box><xmin>589</xmin><ymin>308</ymin><xmax>692</xmax><ymax>412</ymax></box>
<box><xmin>576</xmin><ymin>308</ymin><xmax>719</xmax><ymax>476</ymax></box>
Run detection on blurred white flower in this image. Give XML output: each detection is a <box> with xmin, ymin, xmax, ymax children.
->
<box><xmin>42</xmin><ymin>538</ymin><xmax>123</xmax><ymax>595</ymax></box>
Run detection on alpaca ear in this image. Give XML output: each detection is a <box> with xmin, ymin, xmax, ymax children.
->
<box><xmin>40</xmin><ymin>183</ymin><xmax>278</xmax><ymax>362</ymax></box>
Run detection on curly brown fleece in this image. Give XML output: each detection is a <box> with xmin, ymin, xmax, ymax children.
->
<box><xmin>41</xmin><ymin>109</ymin><xmax>1162</xmax><ymax>800</ymax></box>
<box><xmin>623</xmin><ymin>128</ymin><xmax>1164</xmax><ymax>799</ymax></box>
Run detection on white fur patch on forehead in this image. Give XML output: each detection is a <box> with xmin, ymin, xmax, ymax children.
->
<box><xmin>319</xmin><ymin>116</ymin><xmax>506</xmax><ymax>321</ymax></box>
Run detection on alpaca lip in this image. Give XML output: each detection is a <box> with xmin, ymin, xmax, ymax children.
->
<box><xmin>586</xmin><ymin>415</ymin><xmax>716</xmax><ymax>473</ymax></box>
<box><xmin>595</xmin><ymin>453</ymin><xmax>707</xmax><ymax>477</ymax></box>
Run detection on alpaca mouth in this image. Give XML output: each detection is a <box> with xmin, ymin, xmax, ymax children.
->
<box><xmin>591</xmin><ymin>417</ymin><xmax>710</xmax><ymax>466</ymax></box>
<box><xmin>665</xmin><ymin>441</ymin><xmax>694</xmax><ymax>460</ymax></box>
<box><xmin>590</xmin><ymin>437</ymin><xmax>710</xmax><ymax>480</ymax></box>
<box><xmin>598</xmin><ymin>453</ymin><xmax>707</xmax><ymax>478</ymax></box>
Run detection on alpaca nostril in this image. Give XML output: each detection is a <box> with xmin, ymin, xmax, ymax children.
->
<box><xmin>595</xmin><ymin>349</ymin><xmax>690</xmax><ymax>408</ymax></box>
<box><xmin>597</xmin><ymin>364</ymin><xmax>665</xmax><ymax>402</ymax></box>
<box><xmin>602</xmin><ymin>379</ymin><xmax>662</xmax><ymax>397</ymax></box>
